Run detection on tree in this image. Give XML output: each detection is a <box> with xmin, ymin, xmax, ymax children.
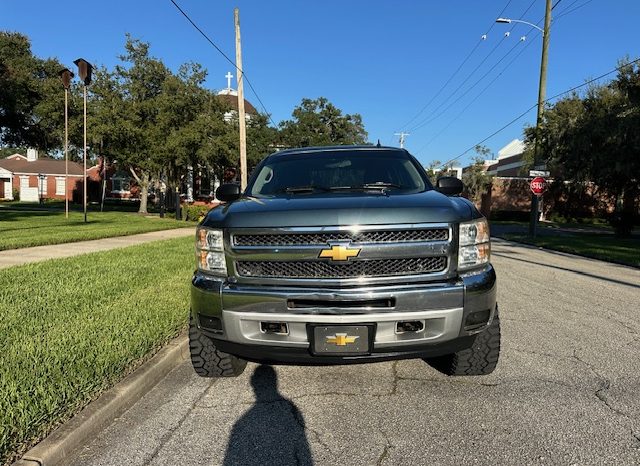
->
<box><xmin>99</xmin><ymin>36</ymin><xmax>172</xmax><ymax>213</ymax></box>
<box><xmin>462</xmin><ymin>146</ymin><xmax>494</xmax><ymax>204</ymax></box>
<box><xmin>0</xmin><ymin>32</ymin><xmax>66</xmax><ymax>151</ymax></box>
<box><xmin>279</xmin><ymin>97</ymin><xmax>367</xmax><ymax>147</ymax></box>
<box><xmin>524</xmin><ymin>59</ymin><xmax>640</xmax><ymax>236</ymax></box>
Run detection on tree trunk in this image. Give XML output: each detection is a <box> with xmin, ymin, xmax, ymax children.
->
<box><xmin>617</xmin><ymin>186</ymin><xmax>638</xmax><ymax>237</ymax></box>
<box><xmin>138</xmin><ymin>171</ymin><xmax>149</xmax><ymax>214</ymax></box>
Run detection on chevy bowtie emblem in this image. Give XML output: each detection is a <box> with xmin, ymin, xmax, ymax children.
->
<box><xmin>326</xmin><ymin>333</ymin><xmax>359</xmax><ymax>346</ymax></box>
<box><xmin>318</xmin><ymin>244</ymin><xmax>361</xmax><ymax>261</ymax></box>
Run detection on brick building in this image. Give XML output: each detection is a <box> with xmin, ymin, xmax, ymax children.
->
<box><xmin>0</xmin><ymin>150</ymin><xmax>84</xmax><ymax>202</ymax></box>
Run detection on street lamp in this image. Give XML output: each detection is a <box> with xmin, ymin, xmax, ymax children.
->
<box><xmin>495</xmin><ymin>18</ymin><xmax>544</xmax><ymax>33</ymax></box>
<box><xmin>496</xmin><ymin>0</ymin><xmax>552</xmax><ymax>238</ymax></box>
<box><xmin>74</xmin><ymin>58</ymin><xmax>93</xmax><ymax>223</ymax></box>
<box><xmin>59</xmin><ymin>68</ymin><xmax>74</xmax><ymax>219</ymax></box>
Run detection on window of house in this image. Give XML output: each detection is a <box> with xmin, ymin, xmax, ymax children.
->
<box><xmin>111</xmin><ymin>173</ymin><xmax>131</xmax><ymax>193</ymax></box>
<box><xmin>20</xmin><ymin>176</ymin><xmax>29</xmax><ymax>188</ymax></box>
<box><xmin>55</xmin><ymin>177</ymin><xmax>65</xmax><ymax>195</ymax></box>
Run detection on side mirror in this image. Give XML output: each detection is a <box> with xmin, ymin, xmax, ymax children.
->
<box><xmin>216</xmin><ymin>183</ymin><xmax>242</xmax><ymax>202</ymax></box>
<box><xmin>435</xmin><ymin>176</ymin><xmax>463</xmax><ymax>196</ymax></box>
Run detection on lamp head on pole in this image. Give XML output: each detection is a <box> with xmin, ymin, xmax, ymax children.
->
<box><xmin>59</xmin><ymin>68</ymin><xmax>74</xmax><ymax>89</ymax></box>
<box><xmin>73</xmin><ymin>58</ymin><xmax>93</xmax><ymax>85</ymax></box>
<box><xmin>495</xmin><ymin>18</ymin><xmax>512</xmax><ymax>24</ymax></box>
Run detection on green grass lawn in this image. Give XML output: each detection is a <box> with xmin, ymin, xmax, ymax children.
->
<box><xmin>0</xmin><ymin>209</ymin><xmax>190</xmax><ymax>251</ymax></box>
<box><xmin>0</xmin><ymin>236</ymin><xmax>194</xmax><ymax>464</ymax></box>
<box><xmin>500</xmin><ymin>232</ymin><xmax>640</xmax><ymax>267</ymax></box>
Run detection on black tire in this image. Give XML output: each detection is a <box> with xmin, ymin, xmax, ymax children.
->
<box><xmin>189</xmin><ymin>315</ymin><xmax>247</xmax><ymax>377</ymax></box>
<box><xmin>426</xmin><ymin>308</ymin><xmax>501</xmax><ymax>376</ymax></box>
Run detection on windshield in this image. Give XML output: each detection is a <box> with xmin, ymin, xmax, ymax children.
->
<box><xmin>247</xmin><ymin>150</ymin><xmax>430</xmax><ymax>197</ymax></box>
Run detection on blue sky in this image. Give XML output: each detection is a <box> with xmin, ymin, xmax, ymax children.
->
<box><xmin>2</xmin><ymin>0</ymin><xmax>639</xmax><ymax>167</ymax></box>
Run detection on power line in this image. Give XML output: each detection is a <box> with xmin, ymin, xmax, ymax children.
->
<box><xmin>169</xmin><ymin>0</ymin><xmax>277</xmax><ymax>127</ymax></box>
<box><xmin>407</xmin><ymin>0</ymin><xmax>538</xmax><ymax>133</ymax></box>
<box><xmin>407</xmin><ymin>36</ymin><xmax>507</xmax><ymax>132</ymax></box>
<box><xmin>552</xmin><ymin>0</ymin><xmax>581</xmax><ymax>15</ymax></box>
<box><xmin>413</xmin><ymin>18</ymin><xmax>544</xmax><ymax>133</ymax></box>
<box><xmin>414</xmin><ymin>30</ymin><xmax>540</xmax><ymax>155</ymax></box>
<box><xmin>411</xmin><ymin>38</ymin><xmax>525</xmax><ymax>133</ymax></box>
<box><xmin>438</xmin><ymin>57</ymin><xmax>640</xmax><ymax>168</ymax></box>
<box><xmin>555</xmin><ymin>0</ymin><xmax>595</xmax><ymax>19</ymax></box>
<box><xmin>418</xmin><ymin>1</ymin><xmax>592</xmax><ymax>153</ymax></box>
<box><xmin>397</xmin><ymin>0</ymin><xmax>515</xmax><ymax>130</ymax></box>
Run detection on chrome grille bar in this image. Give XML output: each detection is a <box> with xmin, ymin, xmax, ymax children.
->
<box><xmin>236</xmin><ymin>257</ymin><xmax>447</xmax><ymax>279</ymax></box>
<box><xmin>233</xmin><ymin>229</ymin><xmax>448</xmax><ymax>247</ymax></box>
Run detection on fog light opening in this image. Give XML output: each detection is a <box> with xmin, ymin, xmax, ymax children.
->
<box><xmin>464</xmin><ymin>309</ymin><xmax>491</xmax><ymax>330</ymax></box>
<box><xmin>260</xmin><ymin>321</ymin><xmax>289</xmax><ymax>335</ymax></box>
<box><xmin>199</xmin><ymin>314</ymin><xmax>223</xmax><ymax>333</ymax></box>
<box><xmin>396</xmin><ymin>320</ymin><xmax>425</xmax><ymax>334</ymax></box>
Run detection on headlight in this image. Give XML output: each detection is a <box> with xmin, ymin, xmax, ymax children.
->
<box><xmin>195</xmin><ymin>227</ymin><xmax>226</xmax><ymax>275</ymax></box>
<box><xmin>458</xmin><ymin>219</ymin><xmax>490</xmax><ymax>271</ymax></box>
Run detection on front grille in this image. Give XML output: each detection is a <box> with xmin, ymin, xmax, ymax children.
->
<box><xmin>233</xmin><ymin>229</ymin><xmax>448</xmax><ymax>247</ymax></box>
<box><xmin>236</xmin><ymin>257</ymin><xmax>447</xmax><ymax>279</ymax></box>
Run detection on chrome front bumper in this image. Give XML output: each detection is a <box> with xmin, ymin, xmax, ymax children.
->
<box><xmin>191</xmin><ymin>264</ymin><xmax>497</xmax><ymax>359</ymax></box>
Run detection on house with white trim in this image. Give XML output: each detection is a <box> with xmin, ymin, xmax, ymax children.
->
<box><xmin>484</xmin><ymin>139</ymin><xmax>526</xmax><ymax>177</ymax></box>
<box><xmin>0</xmin><ymin>149</ymin><xmax>84</xmax><ymax>202</ymax></box>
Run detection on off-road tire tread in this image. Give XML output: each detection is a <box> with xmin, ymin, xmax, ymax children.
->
<box><xmin>427</xmin><ymin>308</ymin><xmax>501</xmax><ymax>376</ymax></box>
<box><xmin>189</xmin><ymin>316</ymin><xmax>247</xmax><ymax>377</ymax></box>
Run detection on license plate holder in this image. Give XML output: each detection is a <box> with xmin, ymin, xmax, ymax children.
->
<box><xmin>310</xmin><ymin>325</ymin><xmax>373</xmax><ymax>355</ymax></box>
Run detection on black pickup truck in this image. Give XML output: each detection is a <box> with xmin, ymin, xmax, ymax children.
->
<box><xmin>190</xmin><ymin>145</ymin><xmax>499</xmax><ymax>377</ymax></box>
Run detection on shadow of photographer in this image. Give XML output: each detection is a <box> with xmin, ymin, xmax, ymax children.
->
<box><xmin>223</xmin><ymin>365</ymin><xmax>313</xmax><ymax>466</ymax></box>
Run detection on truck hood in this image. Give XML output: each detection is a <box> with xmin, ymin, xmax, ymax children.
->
<box><xmin>202</xmin><ymin>191</ymin><xmax>479</xmax><ymax>228</ymax></box>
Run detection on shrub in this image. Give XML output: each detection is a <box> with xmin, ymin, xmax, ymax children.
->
<box><xmin>183</xmin><ymin>204</ymin><xmax>213</xmax><ymax>222</ymax></box>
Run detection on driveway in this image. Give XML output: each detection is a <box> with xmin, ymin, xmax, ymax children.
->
<box><xmin>66</xmin><ymin>239</ymin><xmax>640</xmax><ymax>465</ymax></box>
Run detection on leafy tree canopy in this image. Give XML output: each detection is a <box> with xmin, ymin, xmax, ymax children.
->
<box><xmin>279</xmin><ymin>97</ymin><xmax>368</xmax><ymax>147</ymax></box>
<box><xmin>524</xmin><ymin>59</ymin><xmax>640</xmax><ymax>235</ymax></box>
<box><xmin>0</xmin><ymin>31</ymin><xmax>65</xmax><ymax>150</ymax></box>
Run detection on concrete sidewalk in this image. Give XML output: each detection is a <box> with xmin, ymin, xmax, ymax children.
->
<box><xmin>0</xmin><ymin>228</ymin><xmax>194</xmax><ymax>270</ymax></box>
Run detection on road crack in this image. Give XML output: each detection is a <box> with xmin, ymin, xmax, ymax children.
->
<box><xmin>144</xmin><ymin>379</ymin><xmax>219</xmax><ymax>465</ymax></box>
<box><xmin>376</xmin><ymin>424</ymin><xmax>393</xmax><ymax>466</ymax></box>
<box><xmin>572</xmin><ymin>350</ymin><xmax>635</xmax><ymax>424</ymax></box>
<box><xmin>390</xmin><ymin>360</ymin><xmax>399</xmax><ymax>396</ymax></box>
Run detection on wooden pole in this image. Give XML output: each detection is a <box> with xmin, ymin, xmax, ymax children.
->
<box><xmin>529</xmin><ymin>0</ymin><xmax>552</xmax><ymax>238</ymax></box>
<box><xmin>234</xmin><ymin>8</ymin><xmax>248</xmax><ymax>191</ymax></box>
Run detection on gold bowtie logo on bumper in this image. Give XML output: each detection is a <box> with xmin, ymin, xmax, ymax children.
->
<box><xmin>325</xmin><ymin>333</ymin><xmax>360</xmax><ymax>346</ymax></box>
<box><xmin>318</xmin><ymin>245</ymin><xmax>361</xmax><ymax>261</ymax></box>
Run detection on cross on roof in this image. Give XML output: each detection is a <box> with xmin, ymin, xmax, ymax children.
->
<box><xmin>225</xmin><ymin>72</ymin><xmax>233</xmax><ymax>90</ymax></box>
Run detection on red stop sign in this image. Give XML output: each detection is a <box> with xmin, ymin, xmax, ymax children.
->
<box><xmin>530</xmin><ymin>176</ymin><xmax>546</xmax><ymax>196</ymax></box>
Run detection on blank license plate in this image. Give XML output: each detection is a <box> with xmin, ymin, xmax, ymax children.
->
<box><xmin>312</xmin><ymin>325</ymin><xmax>370</xmax><ymax>354</ymax></box>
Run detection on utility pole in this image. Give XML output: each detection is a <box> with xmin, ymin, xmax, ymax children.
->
<box><xmin>394</xmin><ymin>132</ymin><xmax>410</xmax><ymax>148</ymax></box>
<box><xmin>530</xmin><ymin>0</ymin><xmax>552</xmax><ymax>238</ymax></box>
<box><xmin>235</xmin><ymin>8</ymin><xmax>248</xmax><ymax>191</ymax></box>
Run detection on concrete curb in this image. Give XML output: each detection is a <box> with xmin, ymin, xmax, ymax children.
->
<box><xmin>15</xmin><ymin>334</ymin><xmax>189</xmax><ymax>466</ymax></box>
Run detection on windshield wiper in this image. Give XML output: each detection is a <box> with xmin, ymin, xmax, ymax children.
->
<box><xmin>281</xmin><ymin>185</ymin><xmax>331</xmax><ymax>194</ymax></box>
<box><xmin>281</xmin><ymin>183</ymin><xmax>404</xmax><ymax>194</ymax></box>
<box><xmin>330</xmin><ymin>182</ymin><xmax>404</xmax><ymax>192</ymax></box>
<box><xmin>359</xmin><ymin>182</ymin><xmax>402</xmax><ymax>190</ymax></box>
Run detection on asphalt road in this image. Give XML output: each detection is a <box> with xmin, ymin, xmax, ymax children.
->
<box><xmin>66</xmin><ymin>239</ymin><xmax>640</xmax><ymax>465</ymax></box>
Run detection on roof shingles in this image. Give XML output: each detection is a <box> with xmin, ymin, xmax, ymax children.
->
<box><xmin>0</xmin><ymin>158</ymin><xmax>85</xmax><ymax>176</ymax></box>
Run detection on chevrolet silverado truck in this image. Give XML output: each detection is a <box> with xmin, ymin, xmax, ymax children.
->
<box><xmin>190</xmin><ymin>145</ymin><xmax>499</xmax><ymax>377</ymax></box>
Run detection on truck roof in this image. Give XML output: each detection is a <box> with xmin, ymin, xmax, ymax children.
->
<box><xmin>270</xmin><ymin>145</ymin><xmax>409</xmax><ymax>159</ymax></box>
